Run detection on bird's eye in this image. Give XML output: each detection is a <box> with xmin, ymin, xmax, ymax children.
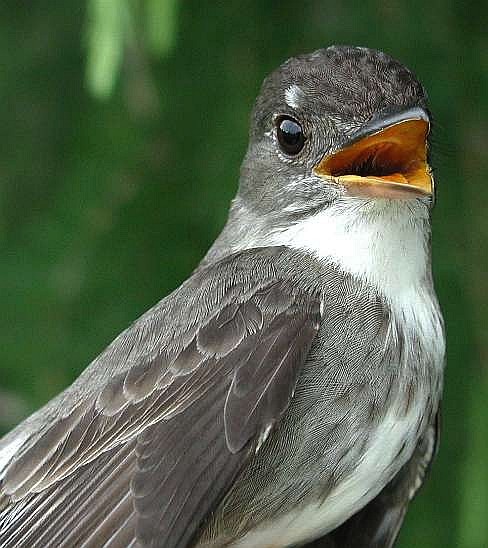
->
<box><xmin>276</xmin><ymin>116</ymin><xmax>305</xmax><ymax>155</ymax></box>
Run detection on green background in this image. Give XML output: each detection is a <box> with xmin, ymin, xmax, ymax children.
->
<box><xmin>1</xmin><ymin>1</ymin><xmax>487</xmax><ymax>546</ymax></box>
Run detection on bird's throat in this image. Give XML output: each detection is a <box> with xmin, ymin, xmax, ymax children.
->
<box><xmin>268</xmin><ymin>199</ymin><xmax>431</xmax><ymax>300</ymax></box>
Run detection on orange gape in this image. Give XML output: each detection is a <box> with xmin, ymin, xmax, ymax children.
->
<box><xmin>313</xmin><ymin>118</ymin><xmax>433</xmax><ymax>199</ymax></box>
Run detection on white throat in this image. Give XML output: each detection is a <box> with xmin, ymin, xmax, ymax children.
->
<box><xmin>264</xmin><ymin>198</ymin><xmax>443</xmax><ymax>366</ymax></box>
<box><xmin>220</xmin><ymin>197</ymin><xmax>442</xmax><ymax>366</ymax></box>
<box><xmin>227</xmin><ymin>197</ymin><xmax>442</xmax><ymax>365</ymax></box>
<box><xmin>268</xmin><ymin>198</ymin><xmax>431</xmax><ymax>301</ymax></box>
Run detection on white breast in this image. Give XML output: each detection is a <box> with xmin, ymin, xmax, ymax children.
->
<box><xmin>231</xmin><ymin>390</ymin><xmax>426</xmax><ymax>548</ymax></box>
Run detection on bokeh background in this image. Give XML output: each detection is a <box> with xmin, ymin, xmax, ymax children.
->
<box><xmin>1</xmin><ymin>1</ymin><xmax>487</xmax><ymax>546</ymax></box>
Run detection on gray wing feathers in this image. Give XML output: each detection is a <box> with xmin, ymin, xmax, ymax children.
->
<box><xmin>0</xmin><ymin>247</ymin><xmax>321</xmax><ymax>547</ymax></box>
<box><xmin>225</xmin><ymin>298</ymin><xmax>318</xmax><ymax>452</ymax></box>
<box><xmin>0</xmin><ymin>442</ymin><xmax>136</xmax><ymax>547</ymax></box>
<box><xmin>133</xmin><ymin>389</ymin><xmax>242</xmax><ymax>548</ymax></box>
<box><xmin>131</xmin><ymin>288</ymin><xmax>319</xmax><ymax>547</ymax></box>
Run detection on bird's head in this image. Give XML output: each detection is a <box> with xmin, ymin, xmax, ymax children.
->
<box><xmin>238</xmin><ymin>45</ymin><xmax>433</xmax><ymax>219</ymax></box>
<box><xmin>203</xmin><ymin>46</ymin><xmax>436</xmax><ymax>287</ymax></box>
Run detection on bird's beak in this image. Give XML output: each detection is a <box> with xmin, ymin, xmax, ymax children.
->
<box><xmin>313</xmin><ymin>107</ymin><xmax>433</xmax><ymax>199</ymax></box>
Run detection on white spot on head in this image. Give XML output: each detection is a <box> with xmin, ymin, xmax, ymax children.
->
<box><xmin>284</xmin><ymin>84</ymin><xmax>305</xmax><ymax>109</ymax></box>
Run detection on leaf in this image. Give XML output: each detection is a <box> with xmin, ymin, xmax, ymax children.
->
<box><xmin>85</xmin><ymin>0</ymin><xmax>131</xmax><ymax>99</ymax></box>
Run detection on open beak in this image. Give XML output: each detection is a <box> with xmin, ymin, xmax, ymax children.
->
<box><xmin>313</xmin><ymin>107</ymin><xmax>433</xmax><ymax>199</ymax></box>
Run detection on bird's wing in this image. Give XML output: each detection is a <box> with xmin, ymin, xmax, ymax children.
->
<box><xmin>0</xmin><ymin>247</ymin><xmax>321</xmax><ymax>548</ymax></box>
<box><xmin>305</xmin><ymin>410</ymin><xmax>441</xmax><ymax>548</ymax></box>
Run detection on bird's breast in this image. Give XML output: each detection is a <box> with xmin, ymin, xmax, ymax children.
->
<box><xmin>199</xmin><ymin>269</ymin><xmax>444</xmax><ymax>548</ymax></box>
<box><xmin>225</xmin><ymin>388</ymin><xmax>429</xmax><ymax>548</ymax></box>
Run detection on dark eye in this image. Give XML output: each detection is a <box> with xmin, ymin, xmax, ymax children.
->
<box><xmin>276</xmin><ymin>116</ymin><xmax>305</xmax><ymax>155</ymax></box>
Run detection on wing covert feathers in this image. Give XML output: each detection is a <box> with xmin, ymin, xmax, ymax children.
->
<box><xmin>0</xmin><ymin>248</ymin><xmax>321</xmax><ymax>547</ymax></box>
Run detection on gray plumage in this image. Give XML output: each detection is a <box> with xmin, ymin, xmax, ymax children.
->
<box><xmin>0</xmin><ymin>45</ymin><xmax>445</xmax><ymax>548</ymax></box>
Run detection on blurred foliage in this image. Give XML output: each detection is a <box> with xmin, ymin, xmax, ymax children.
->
<box><xmin>85</xmin><ymin>0</ymin><xmax>131</xmax><ymax>99</ymax></box>
<box><xmin>0</xmin><ymin>1</ymin><xmax>487</xmax><ymax>546</ymax></box>
<box><xmin>85</xmin><ymin>0</ymin><xmax>179</xmax><ymax>98</ymax></box>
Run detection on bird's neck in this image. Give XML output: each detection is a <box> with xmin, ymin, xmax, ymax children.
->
<box><xmin>269</xmin><ymin>198</ymin><xmax>432</xmax><ymax>300</ymax></box>
<box><xmin>204</xmin><ymin>198</ymin><xmax>432</xmax><ymax>304</ymax></box>
<box><xmin>202</xmin><ymin>197</ymin><xmax>442</xmax><ymax>367</ymax></box>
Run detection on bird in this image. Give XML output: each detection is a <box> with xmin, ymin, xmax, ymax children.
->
<box><xmin>0</xmin><ymin>45</ymin><xmax>445</xmax><ymax>548</ymax></box>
